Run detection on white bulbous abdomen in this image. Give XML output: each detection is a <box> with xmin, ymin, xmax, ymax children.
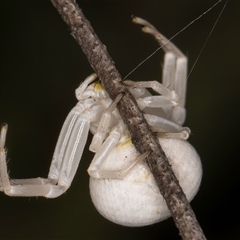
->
<box><xmin>89</xmin><ymin>138</ymin><xmax>202</xmax><ymax>227</ymax></box>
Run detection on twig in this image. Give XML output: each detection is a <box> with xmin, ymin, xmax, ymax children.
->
<box><xmin>51</xmin><ymin>1</ymin><xmax>206</xmax><ymax>239</ymax></box>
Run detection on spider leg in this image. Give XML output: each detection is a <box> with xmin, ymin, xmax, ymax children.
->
<box><xmin>90</xmin><ymin>150</ymin><xmax>150</xmax><ymax>180</ymax></box>
<box><xmin>144</xmin><ymin>114</ymin><xmax>187</xmax><ymax>133</ymax></box>
<box><xmin>133</xmin><ymin>17</ymin><xmax>188</xmax><ymax>125</ymax></box>
<box><xmin>0</xmin><ymin>124</ymin><xmax>61</xmax><ymax>197</ymax></box>
<box><xmin>156</xmin><ymin>128</ymin><xmax>190</xmax><ymax>140</ymax></box>
<box><xmin>88</xmin><ymin>120</ymin><xmax>128</xmax><ymax>179</ymax></box>
<box><xmin>0</xmin><ymin>106</ymin><xmax>90</xmax><ymax>198</ymax></box>
<box><xmin>48</xmin><ymin>107</ymin><xmax>90</xmax><ymax>189</ymax></box>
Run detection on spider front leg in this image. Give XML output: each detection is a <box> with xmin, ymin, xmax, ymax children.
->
<box><xmin>130</xmin><ymin>17</ymin><xmax>188</xmax><ymax>126</ymax></box>
<box><xmin>0</xmin><ymin>104</ymin><xmax>90</xmax><ymax>198</ymax></box>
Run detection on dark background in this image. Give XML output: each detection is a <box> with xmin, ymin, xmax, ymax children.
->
<box><xmin>0</xmin><ymin>0</ymin><xmax>239</xmax><ymax>239</ymax></box>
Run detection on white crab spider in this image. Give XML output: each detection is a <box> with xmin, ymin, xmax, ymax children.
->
<box><xmin>0</xmin><ymin>17</ymin><xmax>202</xmax><ymax>227</ymax></box>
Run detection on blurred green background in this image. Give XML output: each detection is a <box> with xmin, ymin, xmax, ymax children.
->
<box><xmin>0</xmin><ymin>0</ymin><xmax>239</xmax><ymax>239</ymax></box>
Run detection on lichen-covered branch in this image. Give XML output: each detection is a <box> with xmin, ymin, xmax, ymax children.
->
<box><xmin>51</xmin><ymin>0</ymin><xmax>206</xmax><ymax>239</ymax></box>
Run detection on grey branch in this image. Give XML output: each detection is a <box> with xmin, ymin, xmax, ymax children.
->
<box><xmin>51</xmin><ymin>0</ymin><xmax>206</xmax><ymax>239</ymax></box>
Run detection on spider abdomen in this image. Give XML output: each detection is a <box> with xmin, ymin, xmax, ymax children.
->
<box><xmin>90</xmin><ymin>138</ymin><xmax>202</xmax><ymax>226</ymax></box>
